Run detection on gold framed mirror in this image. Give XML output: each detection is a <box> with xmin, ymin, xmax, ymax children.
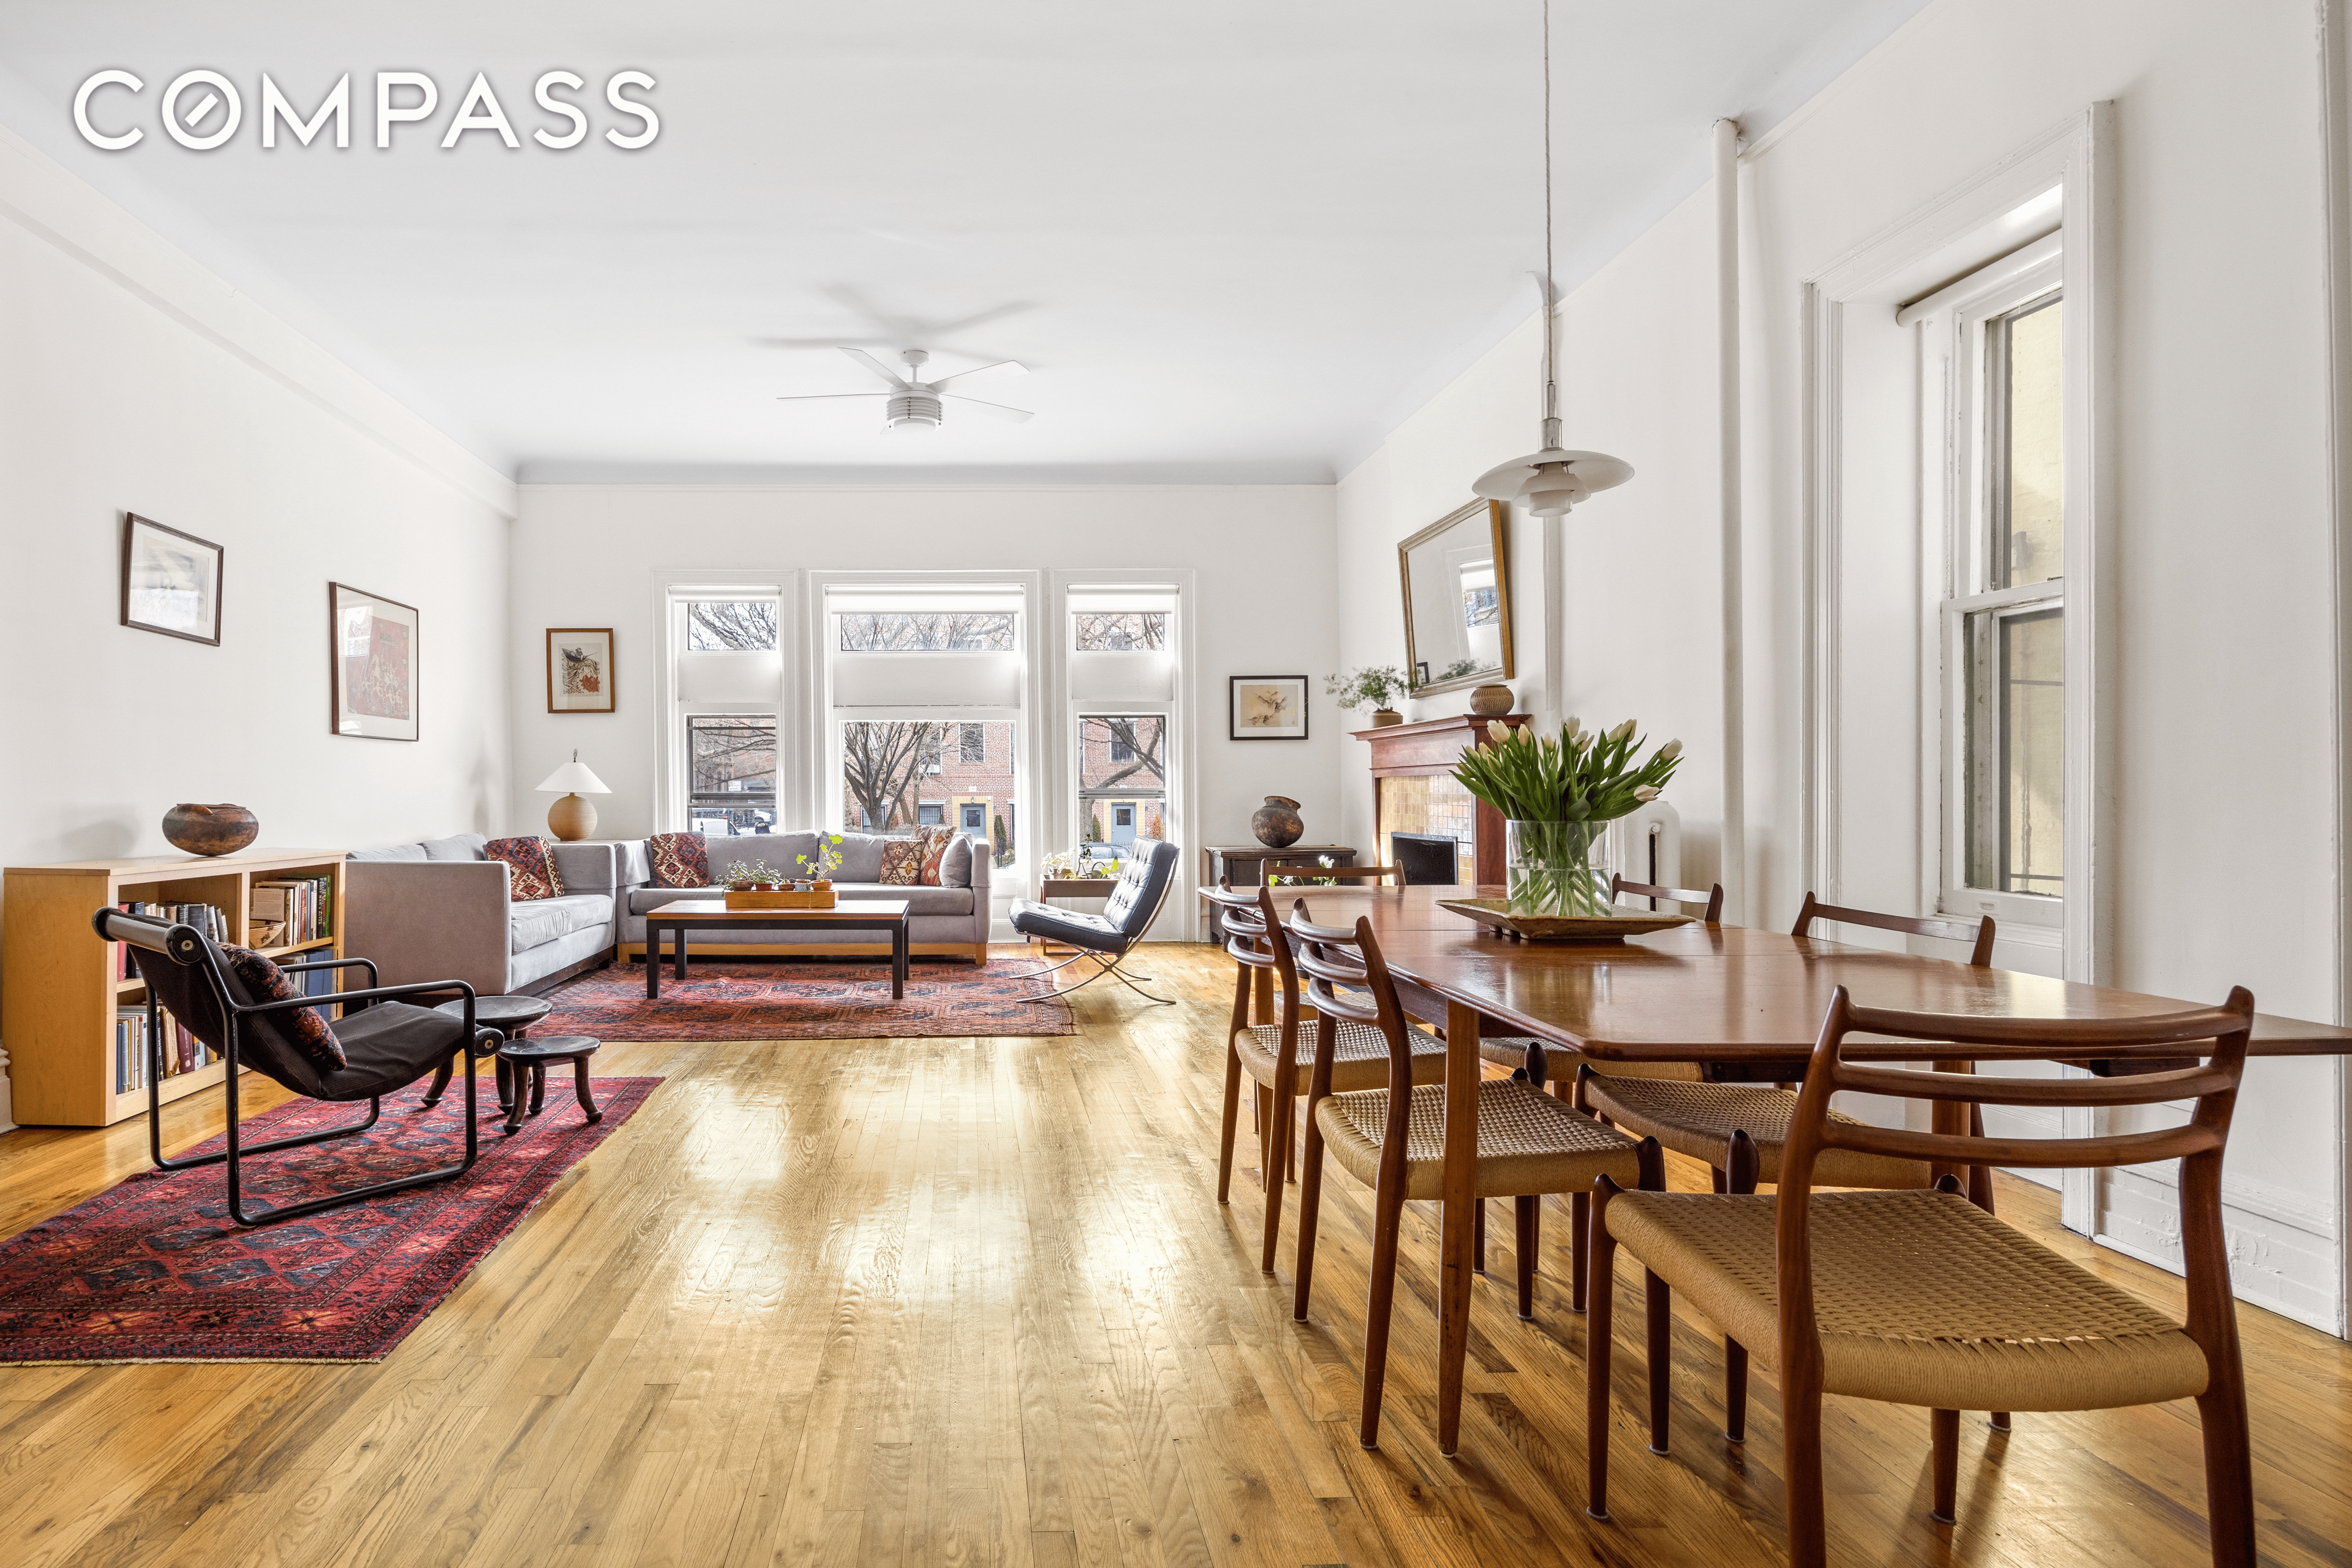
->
<box><xmin>1399</xmin><ymin>499</ymin><xmax>1512</xmax><ymax>695</ymax></box>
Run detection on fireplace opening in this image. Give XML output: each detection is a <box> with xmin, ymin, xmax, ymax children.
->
<box><xmin>1390</xmin><ymin>832</ymin><xmax>1459</xmax><ymax>886</ymax></box>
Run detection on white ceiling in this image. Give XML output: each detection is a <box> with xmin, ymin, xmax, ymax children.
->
<box><xmin>0</xmin><ymin>1</ymin><xmax>1927</xmax><ymax>483</ymax></box>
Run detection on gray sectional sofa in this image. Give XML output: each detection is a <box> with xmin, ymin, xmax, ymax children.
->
<box><xmin>615</xmin><ymin>830</ymin><xmax>992</xmax><ymax>965</ymax></box>
<box><xmin>345</xmin><ymin>833</ymin><xmax>619</xmax><ymax>998</ymax></box>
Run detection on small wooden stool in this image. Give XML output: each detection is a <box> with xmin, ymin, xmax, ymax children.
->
<box><xmin>429</xmin><ymin>994</ymin><xmax>555</xmax><ymax>1114</ymax></box>
<box><xmin>492</xmin><ymin>1035</ymin><xmax>602</xmax><ymax>1135</ymax></box>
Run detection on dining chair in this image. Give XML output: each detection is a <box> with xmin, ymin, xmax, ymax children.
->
<box><xmin>1586</xmin><ymin>984</ymin><xmax>2259</xmax><ymax>1568</ymax></box>
<box><xmin>1609</xmin><ymin>873</ymin><xmax>1726</xmax><ymax>923</ymax></box>
<box><xmin>1284</xmin><ymin>903</ymin><xmax>1660</xmax><ymax>1449</ymax></box>
<box><xmin>1201</xmin><ymin>881</ymin><xmax>1447</xmax><ymax>1272</ymax></box>
<box><xmin>1576</xmin><ymin>893</ymin><xmax>1996</xmax><ymax>1439</ymax></box>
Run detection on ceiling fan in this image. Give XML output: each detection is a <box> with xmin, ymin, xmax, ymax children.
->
<box><xmin>777</xmin><ymin>348</ymin><xmax>1032</xmax><ymax>432</ymax></box>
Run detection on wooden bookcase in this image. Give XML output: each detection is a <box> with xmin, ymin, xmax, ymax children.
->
<box><xmin>2</xmin><ymin>849</ymin><xmax>346</xmax><ymax>1127</ymax></box>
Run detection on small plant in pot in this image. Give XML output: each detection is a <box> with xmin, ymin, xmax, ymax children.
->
<box><xmin>793</xmin><ymin>832</ymin><xmax>846</xmax><ymax>890</ymax></box>
<box><xmin>1325</xmin><ymin>665</ymin><xmax>1410</xmax><ymax>727</ymax></box>
<box><xmin>723</xmin><ymin>859</ymin><xmax>784</xmax><ymax>892</ymax></box>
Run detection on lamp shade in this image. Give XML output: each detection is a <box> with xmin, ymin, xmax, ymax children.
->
<box><xmin>1472</xmin><ymin>448</ymin><xmax>1635</xmax><ymax>518</ymax></box>
<box><xmin>536</xmin><ymin>756</ymin><xmax>611</xmax><ymax>794</ymax></box>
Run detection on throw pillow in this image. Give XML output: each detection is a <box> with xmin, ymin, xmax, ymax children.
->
<box><xmin>649</xmin><ymin>831</ymin><xmax>709</xmax><ymax>889</ymax></box>
<box><xmin>940</xmin><ymin>835</ymin><xmax>972</xmax><ymax>889</ymax></box>
<box><xmin>877</xmin><ymin>838</ymin><xmax>925</xmax><ymax>886</ymax></box>
<box><xmin>484</xmin><ymin>835</ymin><xmax>566</xmax><ymax>902</ymax></box>
<box><xmin>223</xmin><ymin>945</ymin><xmax>347</xmax><ymax>1070</ymax></box>
<box><xmin>916</xmin><ymin>824</ymin><xmax>958</xmax><ymax>887</ymax></box>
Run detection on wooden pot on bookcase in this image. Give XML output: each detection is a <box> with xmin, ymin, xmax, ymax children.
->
<box><xmin>161</xmin><ymin>804</ymin><xmax>259</xmax><ymax>857</ymax></box>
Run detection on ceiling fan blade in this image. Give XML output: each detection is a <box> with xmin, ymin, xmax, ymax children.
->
<box><xmin>838</xmin><ymin>346</ymin><xmax>909</xmax><ymax>388</ymax></box>
<box><xmin>928</xmin><ymin>360</ymin><xmax>1029</xmax><ymax>392</ymax></box>
<box><xmin>941</xmin><ymin>394</ymin><xmax>1034</xmax><ymax>423</ymax></box>
<box><xmin>775</xmin><ymin>392</ymin><xmax>884</xmax><ymax>402</ymax></box>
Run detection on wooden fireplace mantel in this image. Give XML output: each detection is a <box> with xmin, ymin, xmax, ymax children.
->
<box><xmin>1351</xmin><ymin>713</ymin><xmax>1532</xmax><ymax>886</ymax></box>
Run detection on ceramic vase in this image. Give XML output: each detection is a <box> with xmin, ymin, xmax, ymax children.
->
<box><xmin>1251</xmin><ymin>795</ymin><xmax>1305</xmax><ymax>848</ymax></box>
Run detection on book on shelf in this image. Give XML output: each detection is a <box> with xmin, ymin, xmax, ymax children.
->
<box><xmin>112</xmin><ymin>1005</ymin><xmax>220</xmax><ymax>1094</ymax></box>
<box><xmin>251</xmin><ymin>874</ymin><xmax>334</xmax><ymax>947</ymax></box>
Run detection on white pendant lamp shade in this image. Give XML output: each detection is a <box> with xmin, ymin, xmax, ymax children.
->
<box><xmin>1473</xmin><ymin>435</ymin><xmax>1635</xmax><ymax>518</ymax></box>
<box><xmin>536</xmin><ymin>752</ymin><xmax>611</xmax><ymax>795</ymax></box>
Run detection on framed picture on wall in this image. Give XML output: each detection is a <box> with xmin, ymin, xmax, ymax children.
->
<box><xmin>329</xmin><ymin>582</ymin><xmax>419</xmax><ymax>741</ymax></box>
<box><xmin>1229</xmin><ymin>675</ymin><xmax>1309</xmax><ymax>740</ymax></box>
<box><xmin>546</xmin><ymin>627</ymin><xmax>616</xmax><ymax>713</ymax></box>
<box><xmin>119</xmin><ymin>514</ymin><xmax>223</xmax><ymax>645</ymax></box>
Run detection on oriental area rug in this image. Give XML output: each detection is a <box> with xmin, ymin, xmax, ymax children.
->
<box><xmin>0</xmin><ymin>1077</ymin><xmax>658</xmax><ymax>1364</ymax></box>
<box><xmin>540</xmin><ymin>958</ymin><xmax>1076</xmax><ymax>1040</ymax></box>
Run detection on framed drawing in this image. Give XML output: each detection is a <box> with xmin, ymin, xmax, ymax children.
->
<box><xmin>329</xmin><ymin>582</ymin><xmax>419</xmax><ymax>741</ymax></box>
<box><xmin>120</xmin><ymin>514</ymin><xmax>223</xmax><ymax>645</ymax></box>
<box><xmin>1229</xmin><ymin>675</ymin><xmax>1308</xmax><ymax>740</ymax></box>
<box><xmin>546</xmin><ymin>627</ymin><xmax>616</xmax><ymax>713</ymax></box>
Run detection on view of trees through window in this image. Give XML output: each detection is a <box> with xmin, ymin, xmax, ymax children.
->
<box><xmin>836</xmin><ymin>612</ymin><xmax>1016</xmax><ymax>651</ymax></box>
<box><xmin>686</xmin><ymin>600</ymin><xmax>778</xmax><ymax>650</ymax></box>
<box><xmin>1078</xmin><ymin>714</ymin><xmax>1166</xmax><ymax>858</ymax></box>
<box><xmin>841</xmin><ymin>719</ymin><xmax>1017</xmax><ymax>866</ymax></box>
<box><xmin>688</xmin><ymin>715</ymin><xmax>777</xmax><ymax>835</ymax></box>
<box><xmin>1072</xmin><ymin>612</ymin><xmax>1166</xmax><ymax>650</ymax></box>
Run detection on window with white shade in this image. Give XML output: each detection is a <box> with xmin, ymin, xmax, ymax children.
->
<box><xmin>1065</xmin><ymin>585</ymin><xmax>1178</xmax><ymax>863</ymax></box>
<box><xmin>669</xmin><ymin>590</ymin><xmax>784</xmax><ymax>836</ymax></box>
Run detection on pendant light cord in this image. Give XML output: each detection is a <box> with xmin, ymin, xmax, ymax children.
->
<box><xmin>1540</xmin><ymin>0</ymin><xmax>1558</xmax><ymax>438</ymax></box>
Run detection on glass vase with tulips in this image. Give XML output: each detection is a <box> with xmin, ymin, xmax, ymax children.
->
<box><xmin>1451</xmin><ymin>718</ymin><xmax>1683</xmax><ymax>917</ymax></box>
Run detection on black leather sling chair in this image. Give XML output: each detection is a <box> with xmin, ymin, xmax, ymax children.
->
<box><xmin>93</xmin><ymin>907</ymin><xmax>497</xmax><ymax>1227</ymax></box>
<box><xmin>1009</xmin><ymin>838</ymin><xmax>1181</xmax><ymax>1003</ymax></box>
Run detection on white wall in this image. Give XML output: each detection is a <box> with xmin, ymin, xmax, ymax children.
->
<box><xmin>0</xmin><ymin>126</ymin><xmax>516</xmax><ymax>1131</ymax></box>
<box><xmin>1336</xmin><ymin>0</ymin><xmax>2348</xmax><ymax>1330</ymax></box>
<box><xmin>506</xmin><ymin>483</ymin><xmax>1340</xmax><ymax>936</ymax></box>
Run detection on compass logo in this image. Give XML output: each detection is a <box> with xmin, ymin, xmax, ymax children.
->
<box><xmin>72</xmin><ymin>70</ymin><xmax>659</xmax><ymax>152</ymax></box>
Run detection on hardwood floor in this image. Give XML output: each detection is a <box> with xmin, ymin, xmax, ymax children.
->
<box><xmin>0</xmin><ymin>944</ymin><xmax>2346</xmax><ymax>1567</ymax></box>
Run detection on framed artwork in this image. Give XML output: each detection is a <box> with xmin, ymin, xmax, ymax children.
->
<box><xmin>546</xmin><ymin>627</ymin><xmax>616</xmax><ymax>713</ymax></box>
<box><xmin>329</xmin><ymin>582</ymin><xmax>419</xmax><ymax>741</ymax></box>
<box><xmin>120</xmin><ymin>514</ymin><xmax>223</xmax><ymax>645</ymax></box>
<box><xmin>1230</xmin><ymin>675</ymin><xmax>1308</xmax><ymax>740</ymax></box>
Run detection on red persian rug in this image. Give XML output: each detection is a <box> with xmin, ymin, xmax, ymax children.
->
<box><xmin>0</xmin><ymin>1076</ymin><xmax>658</xmax><ymax>1364</ymax></box>
<box><xmin>540</xmin><ymin>958</ymin><xmax>1075</xmax><ymax>1041</ymax></box>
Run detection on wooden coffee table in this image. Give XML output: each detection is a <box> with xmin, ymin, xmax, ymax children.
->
<box><xmin>642</xmin><ymin>899</ymin><xmax>913</xmax><ymax>999</ymax></box>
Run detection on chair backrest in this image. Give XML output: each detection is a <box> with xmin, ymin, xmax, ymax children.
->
<box><xmin>1265</xmin><ymin>863</ymin><xmax>1400</xmax><ymax>887</ymax></box>
<box><xmin>1776</xmin><ymin>985</ymin><xmax>2255</xmax><ymax>1384</ymax></box>
<box><xmin>1286</xmin><ymin>903</ymin><xmax>1419</xmax><ymax>1102</ymax></box>
<box><xmin>90</xmin><ymin>907</ymin><xmax>320</xmax><ymax>1095</ymax></box>
<box><xmin>1101</xmin><ymin>838</ymin><xmax>1180</xmax><ymax>940</ymax></box>
<box><xmin>1612</xmin><ymin>874</ymin><xmax>1724</xmax><ymax>923</ymax></box>
<box><xmin>1202</xmin><ymin>879</ymin><xmax>1303</xmax><ymax>1035</ymax></box>
<box><xmin>1791</xmin><ymin>891</ymin><xmax>1995</xmax><ymax>967</ymax></box>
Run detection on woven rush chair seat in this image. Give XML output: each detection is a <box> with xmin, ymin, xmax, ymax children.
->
<box><xmin>1584</xmin><ymin>1076</ymin><xmax>1930</xmax><ymax>1189</ymax></box>
<box><xmin>1317</xmin><ymin>1078</ymin><xmax>1645</xmax><ymax>1202</ymax></box>
<box><xmin>1237</xmin><ymin>1017</ymin><xmax>1446</xmax><ymax>1095</ymax></box>
<box><xmin>1606</xmin><ymin>1186</ymin><xmax>2210</xmax><ymax>1413</ymax></box>
<box><xmin>1477</xmin><ymin>1036</ymin><xmax>1701</xmax><ymax>1084</ymax></box>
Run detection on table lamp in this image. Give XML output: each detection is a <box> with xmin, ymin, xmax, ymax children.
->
<box><xmin>537</xmin><ymin>750</ymin><xmax>611</xmax><ymax>841</ymax></box>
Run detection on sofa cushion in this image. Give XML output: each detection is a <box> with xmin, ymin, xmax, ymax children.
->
<box><xmin>346</xmin><ymin>841</ymin><xmax>429</xmax><ymax>863</ymax></box>
<box><xmin>421</xmin><ymin>834</ymin><xmax>489</xmax><ymax>861</ymax></box>
<box><xmin>484</xmin><ymin>836</ymin><xmax>565</xmax><ymax>901</ymax></box>
<box><xmin>941</xmin><ymin>835</ymin><xmax>972</xmax><ymax>889</ymax></box>
<box><xmin>629</xmin><ymin>885</ymin><xmax>719</xmax><ymax>916</ymax></box>
<box><xmin>832</xmin><ymin>832</ymin><xmax>887</xmax><ymax>882</ymax></box>
<box><xmin>915</xmin><ymin>825</ymin><xmax>958</xmax><ymax>886</ymax></box>
<box><xmin>649</xmin><ymin>831</ymin><xmax>709</xmax><ymax>888</ymax></box>
<box><xmin>877</xmin><ymin>839</ymin><xmax>924</xmax><ymax>885</ymax></box>
<box><xmin>508</xmin><ymin>894</ymin><xmax>614</xmax><ymax>954</ymax></box>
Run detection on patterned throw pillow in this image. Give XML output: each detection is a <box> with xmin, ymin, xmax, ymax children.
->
<box><xmin>484</xmin><ymin>836</ymin><xmax>566</xmax><ymax>902</ymax></box>
<box><xmin>649</xmin><ymin>831</ymin><xmax>709</xmax><ymax>889</ymax></box>
<box><xmin>876</xmin><ymin>838</ymin><xmax>925</xmax><ymax>886</ymax></box>
<box><xmin>224</xmin><ymin>946</ymin><xmax>347</xmax><ymax>1070</ymax></box>
<box><xmin>915</xmin><ymin>825</ymin><xmax>958</xmax><ymax>887</ymax></box>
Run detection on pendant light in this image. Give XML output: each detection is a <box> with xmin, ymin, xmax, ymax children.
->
<box><xmin>1472</xmin><ymin>0</ymin><xmax>1633</xmax><ymax>517</ymax></box>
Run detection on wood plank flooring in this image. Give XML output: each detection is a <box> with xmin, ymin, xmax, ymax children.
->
<box><xmin>0</xmin><ymin>944</ymin><xmax>2346</xmax><ymax>1566</ymax></box>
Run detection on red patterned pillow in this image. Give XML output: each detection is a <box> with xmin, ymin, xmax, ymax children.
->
<box><xmin>915</xmin><ymin>824</ymin><xmax>958</xmax><ymax>887</ymax></box>
<box><xmin>877</xmin><ymin>838</ymin><xmax>924</xmax><ymax>886</ymax></box>
<box><xmin>224</xmin><ymin>945</ymin><xmax>346</xmax><ymax>1070</ymax></box>
<box><xmin>484</xmin><ymin>836</ymin><xmax>566</xmax><ymax>902</ymax></box>
<box><xmin>649</xmin><ymin>831</ymin><xmax>709</xmax><ymax>889</ymax></box>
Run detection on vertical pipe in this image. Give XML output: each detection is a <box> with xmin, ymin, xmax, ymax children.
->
<box><xmin>1714</xmin><ymin>118</ymin><xmax>1747</xmax><ymax>922</ymax></box>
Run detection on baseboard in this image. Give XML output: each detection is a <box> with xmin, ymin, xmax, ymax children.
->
<box><xmin>619</xmin><ymin>943</ymin><xmax>988</xmax><ymax>964</ymax></box>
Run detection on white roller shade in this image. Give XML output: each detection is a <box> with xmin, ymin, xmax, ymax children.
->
<box><xmin>677</xmin><ymin>649</ymin><xmax>782</xmax><ymax>704</ymax></box>
<box><xmin>832</xmin><ymin>650</ymin><xmax>1023</xmax><ymax>708</ymax></box>
<box><xmin>1068</xmin><ymin>650</ymin><xmax>1174</xmax><ymax>702</ymax></box>
<box><xmin>826</xmin><ymin>586</ymin><xmax>1027</xmax><ymax>616</ymax></box>
<box><xmin>1068</xmin><ymin>586</ymin><xmax>1177</xmax><ymax>613</ymax></box>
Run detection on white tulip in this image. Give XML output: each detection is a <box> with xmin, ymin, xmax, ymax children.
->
<box><xmin>1609</xmin><ymin>719</ymin><xmax>1636</xmax><ymax>743</ymax></box>
<box><xmin>1634</xmin><ymin>785</ymin><xmax>1661</xmax><ymax>801</ymax></box>
<box><xmin>1659</xmin><ymin>739</ymin><xmax>1683</xmax><ymax>761</ymax></box>
<box><xmin>1486</xmin><ymin>719</ymin><xmax>1510</xmax><ymax>744</ymax></box>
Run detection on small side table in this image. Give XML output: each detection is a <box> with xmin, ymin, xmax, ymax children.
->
<box><xmin>427</xmin><ymin>994</ymin><xmax>554</xmax><ymax>1114</ymax></box>
<box><xmin>494</xmin><ymin>1035</ymin><xmax>602</xmax><ymax>1135</ymax></box>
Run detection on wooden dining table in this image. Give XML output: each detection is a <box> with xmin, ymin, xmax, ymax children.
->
<box><xmin>1212</xmin><ymin>883</ymin><xmax>2352</xmax><ymax>1455</ymax></box>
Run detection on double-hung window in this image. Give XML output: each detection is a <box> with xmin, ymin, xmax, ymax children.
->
<box><xmin>1930</xmin><ymin>234</ymin><xmax>2067</xmax><ymax>937</ymax></box>
<box><xmin>673</xmin><ymin>595</ymin><xmax>783</xmax><ymax>837</ymax></box>
<box><xmin>1066</xmin><ymin>585</ymin><xmax>1178</xmax><ymax>865</ymax></box>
